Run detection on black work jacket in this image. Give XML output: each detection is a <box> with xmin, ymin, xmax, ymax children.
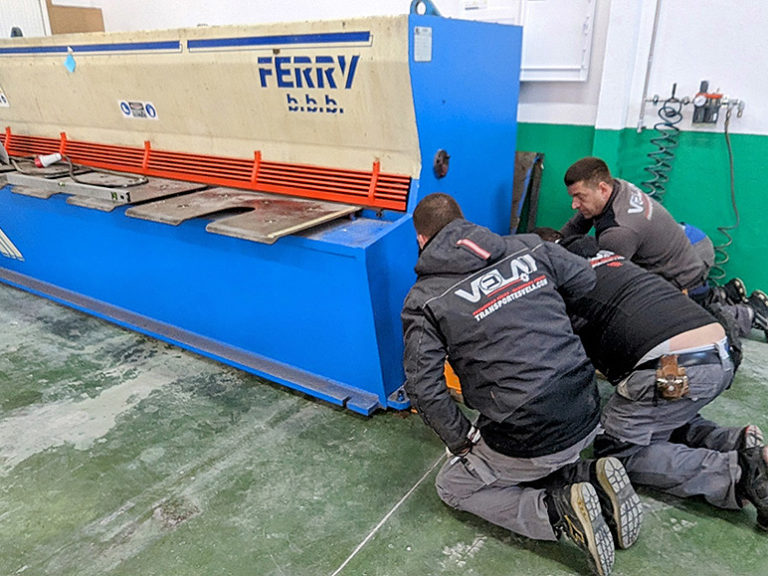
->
<box><xmin>401</xmin><ymin>220</ymin><xmax>599</xmax><ymax>457</ymax></box>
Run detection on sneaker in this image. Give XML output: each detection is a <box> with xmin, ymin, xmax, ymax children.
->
<box><xmin>593</xmin><ymin>457</ymin><xmax>643</xmax><ymax>549</ymax></box>
<box><xmin>551</xmin><ymin>483</ymin><xmax>615</xmax><ymax>576</ymax></box>
<box><xmin>739</xmin><ymin>425</ymin><xmax>765</xmax><ymax>451</ymax></box>
<box><xmin>737</xmin><ymin>445</ymin><xmax>768</xmax><ymax>531</ymax></box>
<box><xmin>721</xmin><ymin>278</ymin><xmax>748</xmax><ymax>305</ymax></box>
<box><xmin>749</xmin><ymin>290</ymin><xmax>768</xmax><ymax>331</ymax></box>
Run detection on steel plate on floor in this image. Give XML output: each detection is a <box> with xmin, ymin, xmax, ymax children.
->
<box><xmin>125</xmin><ymin>188</ymin><xmax>361</xmax><ymax>244</ymax></box>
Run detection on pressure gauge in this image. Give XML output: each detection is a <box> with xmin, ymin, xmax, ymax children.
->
<box><xmin>693</xmin><ymin>93</ymin><xmax>708</xmax><ymax>107</ymax></box>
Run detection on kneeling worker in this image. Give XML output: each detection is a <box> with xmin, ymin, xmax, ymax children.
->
<box><xmin>535</xmin><ymin>229</ymin><xmax>768</xmax><ymax>530</ymax></box>
<box><xmin>401</xmin><ymin>194</ymin><xmax>642</xmax><ymax>576</ymax></box>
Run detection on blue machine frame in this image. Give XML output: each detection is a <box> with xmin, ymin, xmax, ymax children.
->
<box><xmin>0</xmin><ymin>13</ymin><xmax>521</xmax><ymax>415</ymax></box>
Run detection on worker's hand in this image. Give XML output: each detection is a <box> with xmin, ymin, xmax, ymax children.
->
<box><xmin>448</xmin><ymin>425</ymin><xmax>481</xmax><ymax>460</ymax></box>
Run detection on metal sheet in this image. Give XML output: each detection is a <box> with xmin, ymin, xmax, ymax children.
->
<box><xmin>125</xmin><ymin>188</ymin><xmax>361</xmax><ymax>244</ymax></box>
<box><xmin>11</xmin><ymin>184</ymin><xmax>57</xmax><ymax>199</ymax></box>
<box><xmin>8</xmin><ymin>172</ymin><xmax>130</xmax><ymax>202</ymax></box>
<box><xmin>66</xmin><ymin>177</ymin><xmax>208</xmax><ymax>212</ymax></box>
<box><xmin>8</xmin><ymin>171</ymin><xmax>208</xmax><ymax>210</ymax></box>
<box><xmin>69</xmin><ymin>173</ymin><xmax>208</xmax><ymax>203</ymax></box>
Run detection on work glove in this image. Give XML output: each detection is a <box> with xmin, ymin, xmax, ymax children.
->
<box><xmin>447</xmin><ymin>425</ymin><xmax>482</xmax><ymax>461</ymax></box>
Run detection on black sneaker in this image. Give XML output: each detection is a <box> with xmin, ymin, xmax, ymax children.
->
<box><xmin>739</xmin><ymin>425</ymin><xmax>765</xmax><ymax>451</ymax></box>
<box><xmin>748</xmin><ymin>291</ymin><xmax>768</xmax><ymax>340</ymax></box>
<box><xmin>593</xmin><ymin>457</ymin><xmax>643</xmax><ymax>549</ymax></box>
<box><xmin>722</xmin><ymin>278</ymin><xmax>748</xmax><ymax>305</ymax></box>
<box><xmin>551</xmin><ymin>483</ymin><xmax>615</xmax><ymax>576</ymax></box>
<box><xmin>749</xmin><ymin>291</ymin><xmax>768</xmax><ymax>328</ymax></box>
<box><xmin>737</xmin><ymin>445</ymin><xmax>768</xmax><ymax>531</ymax></box>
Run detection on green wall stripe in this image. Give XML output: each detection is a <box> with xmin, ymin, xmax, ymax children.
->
<box><xmin>517</xmin><ymin>122</ymin><xmax>768</xmax><ymax>292</ymax></box>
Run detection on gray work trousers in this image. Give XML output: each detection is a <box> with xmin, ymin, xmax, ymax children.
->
<box><xmin>598</xmin><ymin>349</ymin><xmax>740</xmax><ymax>509</ymax></box>
<box><xmin>435</xmin><ymin>427</ymin><xmax>599</xmax><ymax>541</ymax></box>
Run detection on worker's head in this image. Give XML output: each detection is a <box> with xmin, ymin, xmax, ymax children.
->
<box><xmin>531</xmin><ymin>227</ymin><xmax>563</xmax><ymax>243</ymax></box>
<box><xmin>532</xmin><ymin>227</ymin><xmax>600</xmax><ymax>259</ymax></box>
<box><xmin>559</xmin><ymin>234</ymin><xmax>600</xmax><ymax>258</ymax></box>
<box><xmin>564</xmin><ymin>157</ymin><xmax>614</xmax><ymax>219</ymax></box>
<box><xmin>413</xmin><ymin>193</ymin><xmax>463</xmax><ymax>248</ymax></box>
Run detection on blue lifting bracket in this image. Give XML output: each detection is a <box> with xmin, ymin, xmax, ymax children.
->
<box><xmin>410</xmin><ymin>0</ymin><xmax>442</xmax><ymax>16</ymax></box>
<box><xmin>387</xmin><ymin>386</ymin><xmax>411</xmax><ymax>411</ymax></box>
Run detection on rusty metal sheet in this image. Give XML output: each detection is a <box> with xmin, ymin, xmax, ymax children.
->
<box><xmin>125</xmin><ymin>188</ymin><xmax>361</xmax><ymax>244</ymax></box>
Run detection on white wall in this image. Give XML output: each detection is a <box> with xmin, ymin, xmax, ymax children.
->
<box><xmin>0</xmin><ymin>0</ymin><xmax>49</xmax><ymax>37</ymax></box>
<box><xmin>52</xmin><ymin>0</ymin><xmax>434</xmax><ymax>29</ymax></box>
<box><xmin>636</xmin><ymin>0</ymin><xmax>767</xmax><ymax>136</ymax></box>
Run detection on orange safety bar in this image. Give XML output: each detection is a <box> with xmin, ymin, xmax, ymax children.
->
<box><xmin>1</xmin><ymin>128</ymin><xmax>411</xmax><ymax>211</ymax></box>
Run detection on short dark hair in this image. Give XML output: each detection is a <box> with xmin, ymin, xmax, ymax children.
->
<box><xmin>531</xmin><ymin>227</ymin><xmax>563</xmax><ymax>243</ymax></box>
<box><xmin>559</xmin><ymin>234</ymin><xmax>600</xmax><ymax>258</ymax></box>
<box><xmin>564</xmin><ymin>157</ymin><xmax>612</xmax><ymax>187</ymax></box>
<box><xmin>412</xmin><ymin>193</ymin><xmax>463</xmax><ymax>239</ymax></box>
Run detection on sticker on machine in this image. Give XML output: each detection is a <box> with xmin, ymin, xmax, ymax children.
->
<box><xmin>118</xmin><ymin>100</ymin><xmax>158</xmax><ymax>120</ymax></box>
<box><xmin>0</xmin><ymin>86</ymin><xmax>9</xmax><ymax>107</ymax></box>
<box><xmin>0</xmin><ymin>227</ymin><xmax>23</xmax><ymax>261</ymax></box>
<box><xmin>413</xmin><ymin>27</ymin><xmax>432</xmax><ymax>62</ymax></box>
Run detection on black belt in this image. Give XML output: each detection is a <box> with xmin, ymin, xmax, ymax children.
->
<box><xmin>636</xmin><ymin>348</ymin><xmax>721</xmax><ymax>372</ymax></box>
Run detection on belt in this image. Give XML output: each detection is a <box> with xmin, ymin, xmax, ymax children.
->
<box><xmin>636</xmin><ymin>348</ymin><xmax>722</xmax><ymax>372</ymax></box>
<box><xmin>684</xmin><ymin>282</ymin><xmax>710</xmax><ymax>298</ymax></box>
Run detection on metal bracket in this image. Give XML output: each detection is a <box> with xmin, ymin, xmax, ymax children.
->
<box><xmin>410</xmin><ymin>0</ymin><xmax>442</xmax><ymax>16</ymax></box>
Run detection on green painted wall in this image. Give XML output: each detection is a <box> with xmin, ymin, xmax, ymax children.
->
<box><xmin>517</xmin><ymin>122</ymin><xmax>768</xmax><ymax>291</ymax></box>
<box><xmin>516</xmin><ymin>122</ymin><xmax>596</xmax><ymax>231</ymax></box>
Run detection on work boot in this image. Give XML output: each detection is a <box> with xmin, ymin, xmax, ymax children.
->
<box><xmin>592</xmin><ymin>457</ymin><xmax>643</xmax><ymax>549</ymax></box>
<box><xmin>550</xmin><ymin>483</ymin><xmax>615</xmax><ymax>576</ymax></box>
<box><xmin>739</xmin><ymin>424</ymin><xmax>765</xmax><ymax>451</ymax></box>
<box><xmin>721</xmin><ymin>278</ymin><xmax>748</xmax><ymax>305</ymax></box>
<box><xmin>737</xmin><ymin>445</ymin><xmax>768</xmax><ymax>531</ymax></box>
<box><xmin>748</xmin><ymin>290</ymin><xmax>768</xmax><ymax>339</ymax></box>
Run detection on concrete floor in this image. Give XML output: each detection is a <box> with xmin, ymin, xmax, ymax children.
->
<box><xmin>1</xmin><ymin>281</ymin><xmax>768</xmax><ymax>576</ymax></box>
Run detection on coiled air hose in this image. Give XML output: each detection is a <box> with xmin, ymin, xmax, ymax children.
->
<box><xmin>642</xmin><ymin>91</ymin><xmax>683</xmax><ymax>202</ymax></box>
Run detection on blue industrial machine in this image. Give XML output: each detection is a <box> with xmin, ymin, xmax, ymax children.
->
<box><xmin>0</xmin><ymin>8</ymin><xmax>522</xmax><ymax>414</ymax></box>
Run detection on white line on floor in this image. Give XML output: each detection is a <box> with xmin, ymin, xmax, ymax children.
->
<box><xmin>329</xmin><ymin>453</ymin><xmax>445</xmax><ymax>576</ymax></box>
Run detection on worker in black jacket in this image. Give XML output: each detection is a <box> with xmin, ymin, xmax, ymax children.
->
<box><xmin>401</xmin><ymin>194</ymin><xmax>642</xmax><ymax>576</ymax></box>
<box><xmin>535</xmin><ymin>229</ymin><xmax>768</xmax><ymax>531</ymax></box>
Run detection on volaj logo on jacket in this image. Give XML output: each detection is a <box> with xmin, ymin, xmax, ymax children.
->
<box><xmin>454</xmin><ymin>255</ymin><xmax>537</xmax><ymax>303</ymax></box>
<box><xmin>627</xmin><ymin>188</ymin><xmax>653</xmax><ymax>219</ymax></box>
<box><xmin>0</xmin><ymin>226</ymin><xmax>23</xmax><ymax>261</ymax></box>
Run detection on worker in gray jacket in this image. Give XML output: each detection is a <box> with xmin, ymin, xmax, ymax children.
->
<box><xmin>559</xmin><ymin>157</ymin><xmax>766</xmax><ymax>341</ymax></box>
<box><xmin>401</xmin><ymin>193</ymin><xmax>642</xmax><ymax>576</ymax></box>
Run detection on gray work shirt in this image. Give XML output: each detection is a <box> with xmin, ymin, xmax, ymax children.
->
<box><xmin>561</xmin><ymin>178</ymin><xmax>708</xmax><ymax>291</ymax></box>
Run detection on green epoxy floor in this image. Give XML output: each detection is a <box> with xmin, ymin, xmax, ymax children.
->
<box><xmin>2</xmin><ymin>282</ymin><xmax>768</xmax><ymax>576</ymax></box>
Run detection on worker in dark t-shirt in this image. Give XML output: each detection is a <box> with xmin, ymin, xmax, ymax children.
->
<box><xmin>534</xmin><ymin>227</ymin><xmax>768</xmax><ymax>532</ymax></box>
